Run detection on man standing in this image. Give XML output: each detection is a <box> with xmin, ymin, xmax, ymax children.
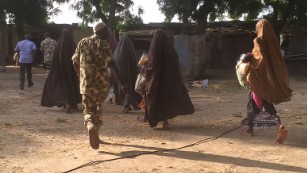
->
<box><xmin>72</xmin><ymin>22</ymin><xmax>120</xmax><ymax>149</ymax></box>
<box><xmin>40</xmin><ymin>32</ymin><xmax>56</xmax><ymax>74</ymax></box>
<box><xmin>15</xmin><ymin>34</ymin><xmax>37</xmax><ymax>90</ymax></box>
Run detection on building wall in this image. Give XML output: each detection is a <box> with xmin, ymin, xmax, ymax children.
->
<box><xmin>174</xmin><ymin>34</ymin><xmax>207</xmax><ymax>80</ymax></box>
<box><xmin>206</xmin><ymin>32</ymin><xmax>254</xmax><ymax>69</ymax></box>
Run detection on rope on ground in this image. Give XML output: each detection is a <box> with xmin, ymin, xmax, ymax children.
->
<box><xmin>62</xmin><ymin>125</ymin><xmax>242</xmax><ymax>173</ymax></box>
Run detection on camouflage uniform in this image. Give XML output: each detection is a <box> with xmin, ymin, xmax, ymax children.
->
<box><xmin>72</xmin><ymin>34</ymin><xmax>112</xmax><ymax>128</ymax></box>
<box><xmin>40</xmin><ymin>37</ymin><xmax>57</xmax><ymax>70</ymax></box>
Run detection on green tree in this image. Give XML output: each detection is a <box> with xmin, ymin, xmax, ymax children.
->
<box><xmin>157</xmin><ymin>0</ymin><xmax>228</xmax><ymax>32</ymax></box>
<box><xmin>70</xmin><ymin>0</ymin><xmax>143</xmax><ymax>31</ymax></box>
<box><xmin>0</xmin><ymin>0</ymin><xmax>68</xmax><ymax>40</ymax></box>
<box><xmin>227</xmin><ymin>0</ymin><xmax>307</xmax><ymax>36</ymax></box>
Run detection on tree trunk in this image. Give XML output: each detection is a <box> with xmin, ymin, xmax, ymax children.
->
<box><xmin>0</xmin><ymin>12</ymin><xmax>6</xmax><ymax>71</ymax></box>
<box><xmin>92</xmin><ymin>0</ymin><xmax>109</xmax><ymax>23</ymax></box>
<box><xmin>15</xmin><ymin>13</ymin><xmax>24</xmax><ymax>41</ymax></box>
<box><xmin>197</xmin><ymin>13</ymin><xmax>208</xmax><ymax>34</ymax></box>
<box><xmin>108</xmin><ymin>0</ymin><xmax>117</xmax><ymax>31</ymax></box>
<box><xmin>13</xmin><ymin>1</ymin><xmax>25</xmax><ymax>41</ymax></box>
<box><xmin>0</xmin><ymin>23</ymin><xmax>6</xmax><ymax>72</ymax></box>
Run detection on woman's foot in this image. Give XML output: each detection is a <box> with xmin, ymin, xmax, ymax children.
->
<box><xmin>242</xmin><ymin>127</ymin><xmax>254</xmax><ymax>136</ymax></box>
<box><xmin>137</xmin><ymin>115</ymin><xmax>148</xmax><ymax>123</ymax></box>
<box><xmin>65</xmin><ymin>104</ymin><xmax>71</xmax><ymax>114</ymax></box>
<box><xmin>277</xmin><ymin>125</ymin><xmax>288</xmax><ymax>144</ymax></box>
<box><xmin>66</xmin><ymin>105</ymin><xmax>72</xmax><ymax>114</ymax></box>
<box><xmin>122</xmin><ymin>105</ymin><xmax>132</xmax><ymax>114</ymax></box>
<box><xmin>70</xmin><ymin>104</ymin><xmax>78</xmax><ymax>109</ymax></box>
<box><xmin>122</xmin><ymin>107</ymin><xmax>129</xmax><ymax>114</ymax></box>
<box><xmin>162</xmin><ymin>120</ymin><xmax>170</xmax><ymax>129</ymax></box>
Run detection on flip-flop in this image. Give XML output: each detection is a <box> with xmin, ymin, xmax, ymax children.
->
<box><xmin>277</xmin><ymin>125</ymin><xmax>288</xmax><ymax>144</ymax></box>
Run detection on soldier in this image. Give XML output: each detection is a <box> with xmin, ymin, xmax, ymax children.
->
<box><xmin>72</xmin><ymin>22</ymin><xmax>121</xmax><ymax>149</ymax></box>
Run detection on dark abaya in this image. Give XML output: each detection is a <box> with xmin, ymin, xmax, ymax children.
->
<box><xmin>113</xmin><ymin>35</ymin><xmax>141</xmax><ymax>111</ymax></box>
<box><xmin>41</xmin><ymin>28</ymin><xmax>81</xmax><ymax>110</ymax></box>
<box><xmin>144</xmin><ymin>29</ymin><xmax>194</xmax><ymax>127</ymax></box>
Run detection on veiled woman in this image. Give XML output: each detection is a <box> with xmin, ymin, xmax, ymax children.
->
<box><xmin>242</xmin><ymin>19</ymin><xmax>292</xmax><ymax>143</ymax></box>
<box><xmin>113</xmin><ymin>35</ymin><xmax>141</xmax><ymax>113</ymax></box>
<box><xmin>41</xmin><ymin>28</ymin><xmax>81</xmax><ymax>113</ymax></box>
<box><xmin>144</xmin><ymin>29</ymin><xmax>194</xmax><ymax>128</ymax></box>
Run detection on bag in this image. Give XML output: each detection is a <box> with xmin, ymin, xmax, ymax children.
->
<box><xmin>235</xmin><ymin>54</ymin><xmax>250</xmax><ymax>88</ymax></box>
<box><xmin>138</xmin><ymin>52</ymin><xmax>149</xmax><ymax>66</ymax></box>
<box><xmin>135</xmin><ymin>73</ymin><xmax>146</xmax><ymax>95</ymax></box>
<box><xmin>13</xmin><ymin>53</ymin><xmax>19</xmax><ymax>61</ymax></box>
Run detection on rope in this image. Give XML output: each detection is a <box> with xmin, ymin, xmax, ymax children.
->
<box><xmin>62</xmin><ymin>125</ymin><xmax>242</xmax><ymax>173</ymax></box>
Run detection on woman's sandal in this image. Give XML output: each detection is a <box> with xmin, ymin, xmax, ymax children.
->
<box><xmin>277</xmin><ymin>125</ymin><xmax>288</xmax><ymax>144</ymax></box>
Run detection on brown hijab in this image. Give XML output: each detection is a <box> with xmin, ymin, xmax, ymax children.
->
<box><xmin>145</xmin><ymin>29</ymin><xmax>194</xmax><ymax>127</ymax></box>
<box><xmin>247</xmin><ymin>19</ymin><xmax>292</xmax><ymax>104</ymax></box>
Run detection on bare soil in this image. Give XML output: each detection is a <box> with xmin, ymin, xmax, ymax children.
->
<box><xmin>0</xmin><ymin>66</ymin><xmax>306</xmax><ymax>173</ymax></box>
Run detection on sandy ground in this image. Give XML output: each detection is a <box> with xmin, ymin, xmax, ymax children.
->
<box><xmin>0</xmin><ymin>66</ymin><xmax>306</xmax><ymax>173</ymax></box>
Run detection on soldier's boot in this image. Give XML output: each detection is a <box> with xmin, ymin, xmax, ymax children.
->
<box><xmin>86</xmin><ymin>121</ymin><xmax>100</xmax><ymax>149</ymax></box>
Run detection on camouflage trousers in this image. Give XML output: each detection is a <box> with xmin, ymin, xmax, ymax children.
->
<box><xmin>82</xmin><ymin>95</ymin><xmax>104</xmax><ymax>129</ymax></box>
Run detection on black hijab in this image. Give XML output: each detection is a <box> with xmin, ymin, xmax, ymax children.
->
<box><xmin>41</xmin><ymin>28</ymin><xmax>81</xmax><ymax>107</ymax></box>
<box><xmin>145</xmin><ymin>29</ymin><xmax>194</xmax><ymax>127</ymax></box>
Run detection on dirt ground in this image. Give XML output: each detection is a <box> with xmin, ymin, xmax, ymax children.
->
<box><xmin>0</xmin><ymin>66</ymin><xmax>306</xmax><ymax>173</ymax></box>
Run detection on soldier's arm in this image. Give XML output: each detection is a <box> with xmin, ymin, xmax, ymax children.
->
<box><xmin>72</xmin><ymin>41</ymin><xmax>82</xmax><ymax>76</ymax></box>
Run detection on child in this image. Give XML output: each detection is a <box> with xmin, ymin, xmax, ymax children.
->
<box><xmin>235</xmin><ymin>53</ymin><xmax>253</xmax><ymax>88</ymax></box>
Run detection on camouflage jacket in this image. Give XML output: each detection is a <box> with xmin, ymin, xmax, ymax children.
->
<box><xmin>72</xmin><ymin>34</ymin><xmax>112</xmax><ymax>98</ymax></box>
<box><xmin>40</xmin><ymin>37</ymin><xmax>57</xmax><ymax>66</ymax></box>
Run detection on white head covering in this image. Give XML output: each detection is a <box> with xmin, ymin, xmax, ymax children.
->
<box><xmin>93</xmin><ymin>22</ymin><xmax>106</xmax><ymax>33</ymax></box>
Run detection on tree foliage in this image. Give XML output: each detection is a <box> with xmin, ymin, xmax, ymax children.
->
<box><xmin>0</xmin><ymin>0</ymin><xmax>69</xmax><ymax>40</ymax></box>
<box><xmin>157</xmin><ymin>0</ymin><xmax>307</xmax><ymax>34</ymax></box>
<box><xmin>228</xmin><ymin>0</ymin><xmax>307</xmax><ymax>34</ymax></box>
<box><xmin>70</xmin><ymin>0</ymin><xmax>143</xmax><ymax>31</ymax></box>
<box><xmin>157</xmin><ymin>0</ymin><xmax>228</xmax><ymax>32</ymax></box>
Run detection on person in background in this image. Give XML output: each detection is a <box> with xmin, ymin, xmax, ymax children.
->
<box><xmin>241</xmin><ymin>19</ymin><xmax>292</xmax><ymax>144</ymax></box>
<box><xmin>15</xmin><ymin>34</ymin><xmax>36</xmax><ymax>90</ymax></box>
<box><xmin>41</xmin><ymin>28</ymin><xmax>81</xmax><ymax>113</ymax></box>
<box><xmin>280</xmin><ymin>35</ymin><xmax>290</xmax><ymax>57</ymax></box>
<box><xmin>40</xmin><ymin>32</ymin><xmax>57</xmax><ymax>75</ymax></box>
<box><xmin>104</xmin><ymin>68</ymin><xmax>114</xmax><ymax>104</ymax></box>
<box><xmin>114</xmin><ymin>35</ymin><xmax>141</xmax><ymax>113</ymax></box>
<box><xmin>104</xmin><ymin>31</ymin><xmax>119</xmax><ymax>104</ymax></box>
<box><xmin>72</xmin><ymin>22</ymin><xmax>121</xmax><ymax>149</ymax></box>
<box><xmin>143</xmin><ymin>29</ymin><xmax>194</xmax><ymax>128</ymax></box>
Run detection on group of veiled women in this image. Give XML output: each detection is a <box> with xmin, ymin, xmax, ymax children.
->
<box><xmin>40</xmin><ymin>27</ymin><xmax>194</xmax><ymax>128</ymax></box>
<box><xmin>40</xmin><ymin>19</ymin><xmax>292</xmax><ymax>143</ymax></box>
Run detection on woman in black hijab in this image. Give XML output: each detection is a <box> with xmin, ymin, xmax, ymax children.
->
<box><xmin>41</xmin><ymin>28</ymin><xmax>81</xmax><ymax>113</ymax></box>
<box><xmin>144</xmin><ymin>29</ymin><xmax>194</xmax><ymax>128</ymax></box>
<box><xmin>113</xmin><ymin>35</ymin><xmax>141</xmax><ymax>113</ymax></box>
